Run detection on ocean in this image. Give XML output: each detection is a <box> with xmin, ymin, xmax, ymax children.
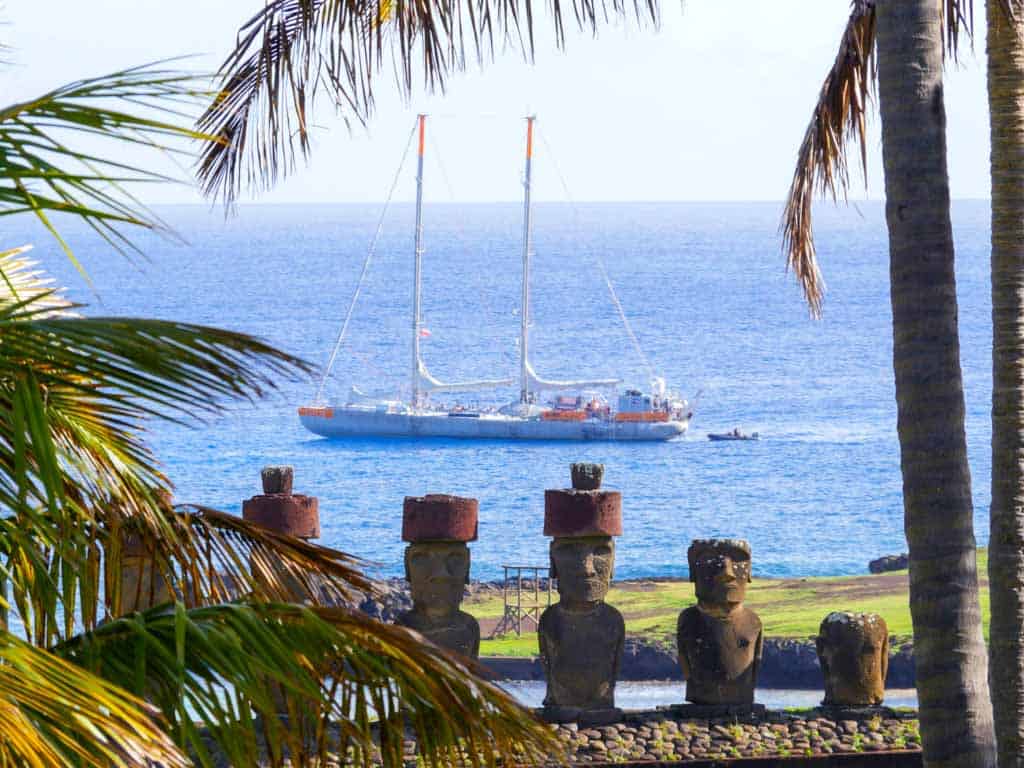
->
<box><xmin>10</xmin><ymin>200</ymin><xmax>993</xmax><ymax>582</ymax></box>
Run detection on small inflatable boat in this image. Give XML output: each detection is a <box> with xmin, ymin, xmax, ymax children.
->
<box><xmin>708</xmin><ymin>429</ymin><xmax>759</xmax><ymax>441</ymax></box>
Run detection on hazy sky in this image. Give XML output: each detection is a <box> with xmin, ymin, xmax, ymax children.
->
<box><xmin>6</xmin><ymin>1</ymin><xmax>990</xmax><ymax>203</ymax></box>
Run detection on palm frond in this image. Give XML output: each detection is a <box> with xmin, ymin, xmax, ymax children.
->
<box><xmin>57</xmin><ymin>602</ymin><xmax>561</xmax><ymax>768</ymax></box>
<box><xmin>781</xmin><ymin>0</ymin><xmax>876</xmax><ymax>317</ymax></box>
<box><xmin>943</xmin><ymin>0</ymin><xmax>975</xmax><ymax>60</ymax></box>
<box><xmin>197</xmin><ymin>0</ymin><xmax>659</xmax><ymax>203</ymax></box>
<box><xmin>0</xmin><ymin>63</ymin><xmax>217</xmax><ymax>273</ymax></box>
<box><xmin>102</xmin><ymin>503</ymin><xmax>377</xmax><ymax>618</ymax></box>
<box><xmin>0</xmin><ymin>250</ymin><xmax>313</xmax><ymax>641</ymax></box>
<box><xmin>0</xmin><ymin>630</ymin><xmax>188</xmax><ymax>767</ymax></box>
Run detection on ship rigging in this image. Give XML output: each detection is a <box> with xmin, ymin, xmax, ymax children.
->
<box><xmin>299</xmin><ymin>114</ymin><xmax>691</xmax><ymax>441</ymax></box>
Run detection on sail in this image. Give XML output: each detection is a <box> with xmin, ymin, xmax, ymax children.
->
<box><xmin>525</xmin><ymin>360</ymin><xmax>620</xmax><ymax>392</ymax></box>
<box><xmin>418</xmin><ymin>357</ymin><xmax>513</xmax><ymax>393</ymax></box>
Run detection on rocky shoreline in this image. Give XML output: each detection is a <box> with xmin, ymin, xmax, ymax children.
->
<box><xmin>358</xmin><ymin>579</ymin><xmax>916</xmax><ymax>689</ymax></box>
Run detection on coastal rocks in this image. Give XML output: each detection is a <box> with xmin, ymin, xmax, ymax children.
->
<box><xmin>758</xmin><ymin>638</ymin><xmax>824</xmax><ymax>688</ymax></box>
<box><xmin>618</xmin><ymin>638</ymin><xmax>680</xmax><ymax>681</ymax></box>
<box><xmin>357</xmin><ymin>578</ymin><xmax>413</xmax><ymax>622</ymax></box>
<box><xmin>869</xmin><ymin>553</ymin><xmax>909</xmax><ymax>574</ymax></box>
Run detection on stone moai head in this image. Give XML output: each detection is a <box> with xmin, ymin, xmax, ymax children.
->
<box><xmin>402</xmin><ymin>495</ymin><xmax>478</xmax><ymax>619</ymax></box>
<box><xmin>688</xmin><ymin>538</ymin><xmax>752</xmax><ymax>611</ymax></box>
<box><xmin>816</xmin><ymin>612</ymin><xmax>889</xmax><ymax>707</ymax></box>
<box><xmin>545</xmin><ymin>463</ymin><xmax>622</xmax><ymax>608</ymax></box>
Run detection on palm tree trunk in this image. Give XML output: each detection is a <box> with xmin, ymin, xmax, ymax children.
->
<box><xmin>875</xmin><ymin>1</ymin><xmax>996</xmax><ymax>766</ymax></box>
<box><xmin>987</xmin><ymin>2</ymin><xmax>1024</xmax><ymax>765</ymax></box>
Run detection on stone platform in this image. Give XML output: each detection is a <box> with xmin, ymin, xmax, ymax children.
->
<box><xmin>393</xmin><ymin>707</ymin><xmax>922</xmax><ymax>766</ymax></box>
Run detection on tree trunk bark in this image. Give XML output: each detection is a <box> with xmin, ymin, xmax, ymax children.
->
<box><xmin>875</xmin><ymin>1</ymin><xmax>996</xmax><ymax>766</ymax></box>
<box><xmin>987</xmin><ymin>2</ymin><xmax>1024</xmax><ymax>766</ymax></box>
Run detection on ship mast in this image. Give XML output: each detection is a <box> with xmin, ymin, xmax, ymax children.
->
<box><xmin>412</xmin><ymin>114</ymin><xmax>426</xmax><ymax>408</ymax></box>
<box><xmin>519</xmin><ymin>115</ymin><xmax>535</xmax><ymax>404</ymax></box>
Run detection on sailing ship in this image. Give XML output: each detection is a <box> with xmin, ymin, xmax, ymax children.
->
<box><xmin>299</xmin><ymin>115</ymin><xmax>692</xmax><ymax>441</ymax></box>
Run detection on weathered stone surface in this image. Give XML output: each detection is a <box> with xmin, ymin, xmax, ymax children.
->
<box><xmin>540</xmin><ymin>488</ymin><xmax>624</xmax><ymax>718</ymax></box>
<box><xmin>570</xmin><ymin>462</ymin><xmax>604</xmax><ymax>491</ymax></box>
<box><xmin>677</xmin><ymin>539</ymin><xmax>763</xmax><ymax>706</ymax></box>
<box><xmin>869</xmin><ymin>553</ymin><xmax>909</xmax><ymax>574</ymax></box>
<box><xmin>260</xmin><ymin>465</ymin><xmax>293</xmax><ymax>495</ymax></box>
<box><xmin>397</xmin><ymin>539</ymin><xmax>479</xmax><ymax>659</ymax></box>
<box><xmin>116</xmin><ymin>532</ymin><xmax>173</xmax><ymax>614</ymax></box>
<box><xmin>544</xmin><ymin>490</ymin><xmax>622</xmax><ymax>537</ymax></box>
<box><xmin>817</xmin><ymin>611</ymin><xmax>888</xmax><ymax>706</ymax></box>
<box><xmin>401</xmin><ymin>495</ymin><xmax>478</xmax><ymax>542</ymax></box>
<box><xmin>242</xmin><ymin>466</ymin><xmax>319</xmax><ymax>538</ymax></box>
<box><xmin>242</xmin><ymin>493</ymin><xmax>319</xmax><ymax>538</ymax></box>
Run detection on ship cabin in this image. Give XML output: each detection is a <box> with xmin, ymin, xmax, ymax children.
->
<box><xmin>615</xmin><ymin>389</ymin><xmax>670</xmax><ymax>423</ymax></box>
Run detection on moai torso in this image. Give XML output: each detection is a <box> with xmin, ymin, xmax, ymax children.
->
<box><xmin>397</xmin><ymin>609</ymin><xmax>480</xmax><ymax>660</ymax></box>
<box><xmin>539</xmin><ymin>602</ymin><xmax>624</xmax><ymax>709</ymax></box>
<box><xmin>677</xmin><ymin>605</ymin><xmax>763</xmax><ymax>705</ymax></box>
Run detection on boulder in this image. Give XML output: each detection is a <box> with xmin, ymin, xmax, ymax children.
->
<box><xmin>868</xmin><ymin>554</ymin><xmax>909</xmax><ymax>574</ymax></box>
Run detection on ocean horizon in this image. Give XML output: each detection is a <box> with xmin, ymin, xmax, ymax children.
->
<box><xmin>8</xmin><ymin>200</ymin><xmax>995</xmax><ymax>581</ymax></box>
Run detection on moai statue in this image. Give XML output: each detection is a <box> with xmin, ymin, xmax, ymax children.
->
<box><xmin>538</xmin><ymin>463</ymin><xmax>624</xmax><ymax>724</ymax></box>
<box><xmin>396</xmin><ymin>494</ymin><xmax>480</xmax><ymax>660</ymax></box>
<box><xmin>677</xmin><ymin>539</ymin><xmax>763</xmax><ymax>707</ymax></box>
<box><xmin>816</xmin><ymin>612</ymin><xmax>888</xmax><ymax>707</ymax></box>
<box><xmin>113</xmin><ymin>489</ymin><xmax>175</xmax><ymax>615</ymax></box>
<box><xmin>242</xmin><ymin>466</ymin><xmax>320</xmax><ymax>601</ymax></box>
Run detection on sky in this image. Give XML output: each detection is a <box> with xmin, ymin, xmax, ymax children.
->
<box><xmin>5</xmin><ymin>1</ymin><xmax>991</xmax><ymax>203</ymax></box>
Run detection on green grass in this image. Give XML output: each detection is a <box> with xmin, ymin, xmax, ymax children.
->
<box><xmin>471</xmin><ymin>549</ymin><xmax>992</xmax><ymax>657</ymax></box>
<box><xmin>480</xmin><ymin>635</ymin><xmax>539</xmax><ymax>657</ymax></box>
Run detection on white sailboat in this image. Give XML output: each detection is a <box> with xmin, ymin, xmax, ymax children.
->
<box><xmin>299</xmin><ymin>115</ymin><xmax>691</xmax><ymax>441</ymax></box>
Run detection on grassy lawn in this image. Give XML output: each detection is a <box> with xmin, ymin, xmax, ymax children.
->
<box><xmin>472</xmin><ymin>550</ymin><xmax>991</xmax><ymax>657</ymax></box>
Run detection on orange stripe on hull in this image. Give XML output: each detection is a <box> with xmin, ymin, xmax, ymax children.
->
<box><xmin>615</xmin><ymin>412</ymin><xmax>669</xmax><ymax>423</ymax></box>
<box><xmin>298</xmin><ymin>406</ymin><xmax>334</xmax><ymax>418</ymax></box>
<box><xmin>541</xmin><ymin>410</ymin><xmax>586</xmax><ymax>421</ymax></box>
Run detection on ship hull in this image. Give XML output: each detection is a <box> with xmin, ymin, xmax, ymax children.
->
<box><xmin>300</xmin><ymin>406</ymin><xmax>687</xmax><ymax>441</ymax></box>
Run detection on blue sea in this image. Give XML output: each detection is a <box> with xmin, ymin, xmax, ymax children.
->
<box><xmin>10</xmin><ymin>200</ymin><xmax>993</xmax><ymax>582</ymax></box>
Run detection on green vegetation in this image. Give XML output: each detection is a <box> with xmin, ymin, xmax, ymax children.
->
<box><xmin>474</xmin><ymin>551</ymin><xmax>991</xmax><ymax>657</ymax></box>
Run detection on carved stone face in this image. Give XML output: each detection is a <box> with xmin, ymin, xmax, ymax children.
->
<box><xmin>689</xmin><ymin>541</ymin><xmax>752</xmax><ymax>608</ymax></box>
<box><xmin>405</xmin><ymin>542</ymin><xmax>470</xmax><ymax>617</ymax></box>
<box><xmin>550</xmin><ymin>536</ymin><xmax>615</xmax><ymax>605</ymax></box>
<box><xmin>816</xmin><ymin>612</ymin><xmax>888</xmax><ymax>706</ymax></box>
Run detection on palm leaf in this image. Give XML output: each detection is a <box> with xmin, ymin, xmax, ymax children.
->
<box><xmin>780</xmin><ymin>0</ymin><xmax>876</xmax><ymax>317</ymax></box>
<box><xmin>102</xmin><ymin>503</ymin><xmax>377</xmax><ymax>618</ymax></box>
<box><xmin>781</xmin><ymin>0</ymin><xmax>978</xmax><ymax>317</ymax></box>
<box><xmin>0</xmin><ymin>249</ymin><xmax>313</xmax><ymax>642</ymax></box>
<box><xmin>0</xmin><ymin>630</ymin><xmax>188</xmax><ymax>768</ymax></box>
<box><xmin>57</xmin><ymin>602</ymin><xmax>561</xmax><ymax>768</ymax></box>
<box><xmin>0</xmin><ymin>63</ymin><xmax>217</xmax><ymax>274</ymax></box>
<box><xmin>197</xmin><ymin>0</ymin><xmax>658</xmax><ymax>203</ymax></box>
